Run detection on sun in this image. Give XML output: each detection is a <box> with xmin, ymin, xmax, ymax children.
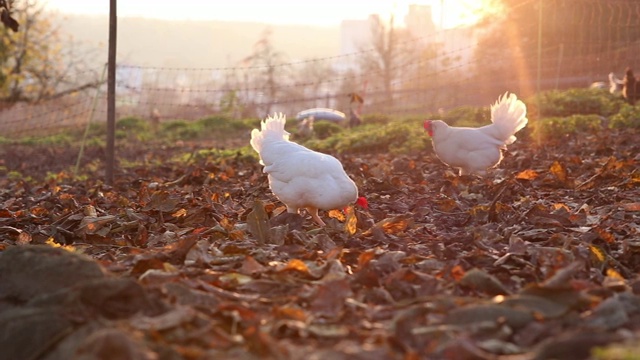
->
<box><xmin>388</xmin><ymin>0</ymin><xmax>499</xmax><ymax>29</ymax></box>
<box><xmin>441</xmin><ymin>0</ymin><xmax>492</xmax><ymax>28</ymax></box>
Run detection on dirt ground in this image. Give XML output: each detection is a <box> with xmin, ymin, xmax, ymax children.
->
<box><xmin>0</xmin><ymin>127</ymin><xmax>638</xmax><ymax>359</ymax></box>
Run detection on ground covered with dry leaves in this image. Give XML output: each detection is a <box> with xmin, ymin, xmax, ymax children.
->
<box><xmin>0</xmin><ymin>128</ymin><xmax>639</xmax><ymax>360</ymax></box>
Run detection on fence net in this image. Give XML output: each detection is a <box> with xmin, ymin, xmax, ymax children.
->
<box><xmin>1</xmin><ymin>0</ymin><xmax>639</xmax><ymax>137</ymax></box>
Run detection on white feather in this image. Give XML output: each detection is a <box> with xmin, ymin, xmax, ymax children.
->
<box><xmin>250</xmin><ymin>113</ymin><xmax>358</xmax><ymax>225</ymax></box>
<box><xmin>425</xmin><ymin>92</ymin><xmax>528</xmax><ymax>176</ymax></box>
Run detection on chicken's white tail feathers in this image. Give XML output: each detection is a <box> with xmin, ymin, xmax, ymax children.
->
<box><xmin>250</xmin><ymin>113</ymin><xmax>290</xmax><ymax>153</ymax></box>
<box><xmin>490</xmin><ymin>92</ymin><xmax>528</xmax><ymax>144</ymax></box>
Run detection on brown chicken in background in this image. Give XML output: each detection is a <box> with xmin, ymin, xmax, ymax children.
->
<box><xmin>622</xmin><ymin>67</ymin><xmax>639</xmax><ymax>105</ymax></box>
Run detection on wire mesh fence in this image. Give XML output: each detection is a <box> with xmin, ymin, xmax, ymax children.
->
<box><xmin>1</xmin><ymin>0</ymin><xmax>639</xmax><ymax>137</ymax></box>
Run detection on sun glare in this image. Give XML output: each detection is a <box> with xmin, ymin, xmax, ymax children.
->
<box><xmin>44</xmin><ymin>0</ymin><xmax>497</xmax><ymax>29</ymax></box>
<box><xmin>441</xmin><ymin>0</ymin><xmax>493</xmax><ymax>28</ymax></box>
<box><xmin>389</xmin><ymin>0</ymin><xmax>496</xmax><ymax>29</ymax></box>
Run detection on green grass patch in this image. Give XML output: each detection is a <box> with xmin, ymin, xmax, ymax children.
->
<box><xmin>529</xmin><ymin>88</ymin><xmax>623</xmax><ymax>119</ymax></box>
<box><xmin>609</xmin><ymin>104</ymin><xmax>640</xmax><ymax>129</ymax></box>
<box><xmin>162</xmin><ymin>116</ymin><xmax>256</xmax><ymax>141</ymax></box>
<box><xmin>0</xmin><ymin>133</ymin><xmax>74</xmax><ymax>146</ymax></box>
<box><xmin>1</xmin><ymin>89</ymin><xmax>636</xmax><ymax>158</ymax></box>
<box><xmin>312</xmin><ymin>121</ymin><xmax>344</xmax><ymax>139</ymax></box>
<box><xmin>442</xmin><ymin>105</ymin><xmax>490</xmax><ymax>127</ymax></box>
<box><xmin>531</xmin><ymin>114</ymin><xmax>604</xmax><ymax>140</ymax></box>
<box><xmin>302</xmin><ymin>119</ymin><xmax>428</xmax><ymax>155</ymax></box>
<box><xmin>174</xmin><ymin>145</ymin><xmax>258</xmax><ymax>165</ymax></box>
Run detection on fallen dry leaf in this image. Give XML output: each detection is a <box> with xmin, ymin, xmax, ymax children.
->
<box><xmin>0</xmin><ymin>126</ymin><xmax>638</xmax><ymax>359</ymax></box>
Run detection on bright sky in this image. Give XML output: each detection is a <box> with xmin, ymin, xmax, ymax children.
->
<box><xmin>42</xmin><ymin>0</ymin><xmax>490</xmax><ymax>29</ymax></box>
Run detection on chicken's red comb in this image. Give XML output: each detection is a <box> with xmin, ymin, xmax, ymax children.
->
<box><xmin>423</xmin><ymin>120</ymin><xmax>431</xmax><ymax>130</ymax></box>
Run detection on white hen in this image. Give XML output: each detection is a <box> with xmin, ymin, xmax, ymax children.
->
<box><xmin>250</xmin><ymin>113</ymin><xmax>366</xmax><ymax>226</ymax></box>
<box><xmin>424</xmin><ymin>92</ymin><xmax>528</xmax><ymax>176</ymax></box>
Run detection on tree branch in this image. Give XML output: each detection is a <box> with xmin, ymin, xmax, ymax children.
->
<box><xmin>0</xmin><ymin>80</ymin><xmax>104</xmax><ymax>105</ymax></box>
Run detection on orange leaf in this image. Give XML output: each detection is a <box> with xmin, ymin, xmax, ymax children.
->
<box><xmin>29</xmin><ymin>206</ymin><xmax>49</xmax><ymax>217</ymax></box>
<box><xmin>600</xmin><ymin>156</ymin><xmax>625</xmax><ymax>174</ymax></box>
<box><xmin>595</xmin><ymin>226</ymin><xmax>616</xmax><ymax>244</ymax></box>
<box><xmin>59</xmin><ymin>193</ymin><xmax>74</xmax><ymax>201</ymax></box>
<box><xmin>192</xmin><ymin>227</ymin><xmax>209</xmax><ymax>235</ymax></box>
<box><xmin>606</xmin><ymin>268</ymin><xmax>624</xmax><ymax>280</ymax></box>
<box><xmin>219</xmin><ymin>217</ymin><xmax>234</xmax><ymax>231</ymax></box>
<box><xmin>344</xmin><ymin>206</ymin><xmax>357</xmax><ymax>235</ymax></box>
<box><xmin>435</xmin><ymin>198</ymin><xmax>458</xmax><ymax>212</ymax></box>
<box><xmin>328</xmin><ymin>209</ymin><xmax>345</xmax><ymax>221</ymax></box>
<box><xmin>588</xmin><ymin>244</ymin><xmax>606</xmax><ymax>265</ymax></box>
<box><xmin>265</xmin><ymin>203</ymin><xmax>280</xmax><ymax>214</ymax></box>
<box><xmin>357</xmin><ymin>249</ymin><xmax>376</xmax><ymax>268</ymax></box>
<box><xmin>552</xmin><ymin>203</ymin><xmax>570</xmax><ymax>212</ymax></box>
<box><xmin>379</xmin><ymin>216</ymin><xmax>411</xmax><ymax>234</ymax></box>
<box><xmin>516</xmin><ymin>169</ymin><xmax>539</xmax><ymax>181</ymax></box>
<box><xmin>283</xmin><ymin>259</ymin><xmax>309</xmax><ymax>273</ymax></box>
<box><xmin>550</xmin><ymin>160</ymin><xmax>568</xmax><ymax>183</ymax></box>
<box><xmin>172</xmin><ymin>208</ymin><xmax>187</xmax><ymax>218</ymax></box>
<box><xmin>621</xmin><ymin>202</ymin><xmax>640</xmax><ymax>212</ymax></box>
<box><xmin>273</xmin><ymin>305</ymin><xmax>308</xmax><ymax>321</ymax></box>
<box><xmin>451</xmin><ymin>265</ymin><xmax>465</xmax><ymax>281</ymax></box>
<box><xmin>363</xmin><ymin>216</ymin><xmax>411</xmax><ymax>236</ymax></box>
<box><xmin>228</xmin><ymin>230</ymin><xmax>245</xmax><ymax>240</ymax></box>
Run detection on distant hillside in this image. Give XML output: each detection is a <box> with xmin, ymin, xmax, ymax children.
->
<box><xmin>54</xmin><ymin>14</ymin><xmax>341</xmax><ymax>68</ymax></box>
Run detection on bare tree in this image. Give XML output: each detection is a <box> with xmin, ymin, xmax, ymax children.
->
<box><xmin>0</xmin><ymin>0</ymin><xmax>102</xmax><ymax>108</ymax></box>
<box><xmin>357</xmin><ymin>15</ymin><xmax>414</xmax><ymax>112</ymax></box>
<box><xmin>241</xmin><ymin>28</ymin><xmax>287</xmax><ymax>117</ymax></box>
<box><xmin>298</xmin><ymin>60</ymin><xmax>337</xmax><ymax>108</ymax></box>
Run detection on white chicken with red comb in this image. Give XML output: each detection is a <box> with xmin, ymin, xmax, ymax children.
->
<box><xmin>424</xmin><ymin>92</ymin><xmax>528</xmax><ymax>176</ymax></box>
<box><xmin>250</xmin><ymin>113</ymin><xmax>367</xmax><ymax>226</ymax></box>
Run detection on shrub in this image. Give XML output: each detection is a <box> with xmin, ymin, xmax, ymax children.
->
<box><xmin>362</xmin><ymin>113</ymin><xmax>392</xmax><ymax>125</ymax></box>
<box><xmin>529</xmin><ymin>88</ymin><xmax>622</xmax><ymax>119</ymax></box>
<box><xmin>198</xmin><ymin>115</ymin><xmax>252</xmax><ymax>132</ymax></box>
<box><xmin>87</xmin><ymin>123</ymin><xmax>107</xmax><ymax>138</ymax></box>
<box><xmin>305</xmin><ymin>120</ymin><xmax>426</xmax><ymax>155</ymax></box>
<box><xmin>116</xmin><ymin>116</ymin><xmax>150</xmax><ymax>132</ymax></box>
<box><xmin>17</xmin><ymin>133</ymin><xmax>73</xmax><ymax>146</ymax></box>
<box><xmin>313</xmin><ymin>121</ymin><xmax>344</xmax><ymax>139</ymax></box>
<box><xmin>609</xmin><ymin>104</ymin><xmax>640</xmax><ymax>129</ymax></box>
<box><xmin>198</xmin><ymin>115</ymin><xmax>230</xmax><ymax>128</ymax></box>
<box><xmin>242</xmin><ymin>117</ymin><xmax>262</xmax><ymax>129</ymax></box>
<box><xmin>115</xmin><ymin>116</ymin><xmax>153</xmax><ymax>141</ymax></box>
<box><xmin>161</xmin><ymin>120</ymin><xmax>202</xmax><ymax>140</ymax></box>
<box><xmin>442</xmin><ymin>105</ymin><xmax>490</xmax><ymax>127</ymax></box>
<box><xmin>532</xmin><ymin>114</ymin><xmax>604</xmax><ymax>140</ymax></box>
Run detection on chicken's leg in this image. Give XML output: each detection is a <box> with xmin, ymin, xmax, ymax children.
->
<box><xmin>307</xmin><ymin>207</ymin><xmax>326</xmax><ymax>226</ymax></box>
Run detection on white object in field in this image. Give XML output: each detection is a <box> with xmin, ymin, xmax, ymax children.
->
<box><xmin>295</xmin><ymin>108</ymin><xmax>345</xmax><ymax>122</ymax></box>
